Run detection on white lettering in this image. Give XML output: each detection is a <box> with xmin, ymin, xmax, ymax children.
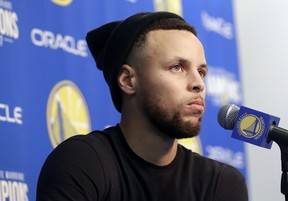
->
<box><xmin>0</xmin><ymin>0</ymin><xmax>13</xmax><ymax>10</ymax></box>
<box><xmin>76</xmin><ymin>40</ymin><xmax>88</xmax><ymax>57</ymax></box>
<box><xmin>46</xmin><ymin>30</ymin><xmax>56</xmax><ymax>48</ymax></box>
<box><xmin>30</xmin><ymin>28</ymin><xmax>44</xmax><ymax>46</ymax></box>
<box><xmin>31</xmin><ymin>28</ymin><xmax>88</xmax><ymax>57</ymax></box>
<box><xmin>201</xmin><ymin>11</ymin><xmax>233</xmax><ymax>40</ymax></box>
<box><xmin>1</xmin><ymin>180</ymin><xmax>9</xmax><ymax>200</ymax></box>
<box><xmin>0</xmin><ymin>171</ymin><xmax>4</xmax><ymax>179</ymax></box>
<box><xmin>0</xmin><ymin>180</ymin><xmax>29</xmax><ymax>201</ymax></box>
<box><xmin>206</xmin><ymin>145</ymin><xmax>244</xmax><ymax>169</ymax></box>
<box><xmin>0</xmin><ymin>8</ymin><xmax>19</xmax><ymax>39</ymax></box>
<box><xmin>5</xmin><ymin>171</ymin><xmax>25</xmax><ymax>181</ymax></box>
<box><xmin>14</xmin><ymin>107</ymin><xmax>22</xmax><ymax>124</ymax></box>
<box><xmin>206</xmin><ymin>67</ymin><xmax>242</xmax><ymax>106</ymax></box>
<box><xmin>0</xmin><ymin>103</ymin><xmax>23</xmax><ymax>125</ymax></box>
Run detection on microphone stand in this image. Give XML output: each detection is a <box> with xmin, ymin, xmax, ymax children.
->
<box><xmin>268</xmin><ymin>125</ymin><xmax>288</xmax><ymax>201</ymax></box>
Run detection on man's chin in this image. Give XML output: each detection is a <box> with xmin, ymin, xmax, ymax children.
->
<box><xmin>176</xmin><ymin>131</ymin><xmax>200</xmax><ymax>140</ymax></box>
<box><xmin>167</xmin><ymin>122</ymin><xmax>201</xmax><ymax>139</ymax></box>
<box><xmin>174</xmin><ymin>131</ymin><xmax>200</xmax><ymax>139</ymax></box>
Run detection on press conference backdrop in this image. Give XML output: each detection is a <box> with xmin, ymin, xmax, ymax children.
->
<box><xmin>0</xmin><ymin>0</ymin><xmax>246</xmax><ymax>200</ymax></box>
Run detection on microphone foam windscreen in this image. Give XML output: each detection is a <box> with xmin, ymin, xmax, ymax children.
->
<box><xmin>217</xmin><ymin>104</ymin><xmax>239</xmax><ymax>130</ymax></box>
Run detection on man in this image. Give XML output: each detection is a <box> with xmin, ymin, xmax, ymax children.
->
<box><xmin>37</xmin><ymin>11</ymin><xmax>248</xmax><ymax>201</ymax></box>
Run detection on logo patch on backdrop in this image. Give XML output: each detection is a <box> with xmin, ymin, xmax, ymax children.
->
<box><xmin>47</xmin><ymin>80</ymin><xmax>91</xmax><ymax>148</ymax></box>
<box><xmin>51</xmin><ymin>0</ymin><xmax>73</xmax><ymax>6</ymax></box>
<box><xmin>0</xmin><ymin>0</ymin><xmax>19</xmax><ymax>47</ymax></box>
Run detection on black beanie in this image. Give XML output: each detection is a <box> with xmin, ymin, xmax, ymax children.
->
<box><xmin>86</xmin><ymin>11</ymin><xmax>185</xmax><ymax>112</ymax></box>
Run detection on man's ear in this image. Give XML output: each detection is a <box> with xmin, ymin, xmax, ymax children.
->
<box><xmin>118</xmin><ymin>64</ymin><xmax>136</xmax><ymax>95</ymax></box>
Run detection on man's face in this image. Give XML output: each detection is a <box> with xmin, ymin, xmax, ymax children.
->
<box><xmin>135</xmin><ymin>29</ymin><xmax>208</xmax><ymax>139</ymax></box>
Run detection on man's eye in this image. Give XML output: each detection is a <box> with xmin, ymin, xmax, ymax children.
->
<box><xmin>199</xmin><ymin>70</ymin><xmax>207</xmax><ymax>78</ymax></box>
<box><xmin>171</xmin><ymin>65</ymin><xmax>183</xmax><ymax>72</ymax></box>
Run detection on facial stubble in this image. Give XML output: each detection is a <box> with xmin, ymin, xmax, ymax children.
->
<box><xmin>142</xmin><ymin>92</ymin><xmax>202</xmax><ymax>139</ymax></box>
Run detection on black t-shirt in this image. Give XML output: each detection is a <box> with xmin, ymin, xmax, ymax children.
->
<box><xmin>37</xmin><ymin>125</ymin><xmax>248</xmax><ymax>201</ymax></box>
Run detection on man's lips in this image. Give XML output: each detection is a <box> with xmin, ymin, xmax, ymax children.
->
<box><xmin>187</xmin><ymin>99</ymin><xmax>205</xmax><ymax>112</ymax></box>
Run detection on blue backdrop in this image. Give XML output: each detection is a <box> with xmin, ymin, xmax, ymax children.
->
<box><xmin>0</xmin><ymin>0</ymin><xmax>246</xmax><ymax>200</ymax></box>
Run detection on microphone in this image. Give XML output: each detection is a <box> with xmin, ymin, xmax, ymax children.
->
<box><xmin>218</xmin><ymin>104</ymin><xmax>288</xmax><ymax>198</ymax></box>
<box><xmin>217</xmin><ymin>104</ymin><xmax>281</xmax><ymax>149</ymax></box>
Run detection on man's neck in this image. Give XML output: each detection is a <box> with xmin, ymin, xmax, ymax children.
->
<box><xmin>119</xmin><ymin>120</ymin><xmax>178</xmax><ymax>166</ymax></box>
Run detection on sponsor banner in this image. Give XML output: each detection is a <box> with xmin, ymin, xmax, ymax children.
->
<box><xmin>30</xmin><ymin>28</ymin><xmax>88</xmax><ymax>57</ymax></box>
<box><xmin>0</xmin><ymin>0</ymin><xmax>246</xmax><ymax>200</ymax></box>
<box><xmin>0</xmin><ymin>170</ymin><xmax>29</xmax><ymax>201</ymax></box>
<box><xmin>0</xmin><ymin>103</ymin><xmax>23</xmax><ymax>125</ymax></box>
<box><xmin>0</xmin><ymin>0</ymin><xmax>19</xmax><ymax>47</ymax></box>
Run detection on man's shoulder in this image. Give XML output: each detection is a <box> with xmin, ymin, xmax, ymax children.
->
<box><xmin>180</xmin><ymin>148</ymin><xmax>248</xmax><ymax>200</ymax></box>
<box><xmin>179</xmin><ymin>146</ymin><xmax>244</xmax><ymax>181</ymax></box>
<box><xmin>65</xmin><ymin>125</ymin><xmax>119</xmax><ymax>147</ymax></box>
<box><xmin>42</xmin><ymin>125</ymin><xmax>121</xmax><ymax>178</ymax></box>
<box><xmin>194</xmin><ymin>154</ymin><xmax>248</xmax><ymax>200</ymax></box>
<box><xmin>194</xmin><ymin>151</ymin><xmax>243</xmax><ymax>175</ymax></box>
<box><xmin>37</xmin><ymin>126</ymin><xmax>121</xmax><ymax>200</ymax></box>
<box><xmin>46</xmin><ymin>126</ymin><xmax>120</xmax><ymax>165</ymax></box>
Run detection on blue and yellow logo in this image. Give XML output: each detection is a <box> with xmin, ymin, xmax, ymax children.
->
<box><xmin>51</xmin><ymin>0</ymin><xmax>73</xmax><ymax>6</ymax></box>
<box><xmin>47</xmin><ymin>80</ymin><xmax>91</xmax><ymax>148</ymax></box>
<box><xmin>237</xmin><ymin>114</ymin><xmax>265</xmax><ymax>139</ymax></box>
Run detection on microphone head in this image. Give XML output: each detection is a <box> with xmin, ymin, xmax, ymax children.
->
<box><xmin>217</xmin><ymin>104</ymin><xmax>240</xmax><ymax>130</ymax></box>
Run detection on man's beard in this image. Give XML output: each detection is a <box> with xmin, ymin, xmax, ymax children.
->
<box><xmin>141</xmin><ymin>92</ymin><xmax>202</xmax><ymax>139</ymax></box>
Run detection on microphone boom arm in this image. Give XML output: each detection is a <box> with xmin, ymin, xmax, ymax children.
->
<box><xmin>268</xmin><ymin>125</ymin><xmax>288</xmax><ymax>200</ymax></box>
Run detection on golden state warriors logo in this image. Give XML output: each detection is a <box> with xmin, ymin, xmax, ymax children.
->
<box><xmin>179</xmin><ymin>137</ymin><xmax>203</xmax><ymax>154</ymax></box>
<box><xmin>237</xmin><ymin>114</ymin><xmax>265</xmax><ymax>139</ymax></box>
<box><xmin>51</xmin><ymin>0</ymin><xmax>73</xmax><ymax>6</ymax></box>
<box><xmin>47</xmin><ymin>80</ymin><xmax>91</xmax><ymax>148</ymax></box>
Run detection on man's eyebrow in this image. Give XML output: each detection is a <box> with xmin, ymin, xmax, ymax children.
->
<box><xmin>199</xmin><ymin>64</ymin><xmax>208</xmax><ymax>70</ymax></box>
<box><xmin>166</xmin><ymin>57</ymin><xmax>208</xmax><ymax>70</ymax></box>
<box><xmin>178</xmin><ymin>58</ymin><xmax>208</xmax><ymax>69</ymax></box>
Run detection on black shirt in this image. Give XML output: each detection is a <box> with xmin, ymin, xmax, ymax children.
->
<box><xmin>37</xmin><ymin>125</ymin><xmax>248</xmax><ymax>201</ymax></box>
